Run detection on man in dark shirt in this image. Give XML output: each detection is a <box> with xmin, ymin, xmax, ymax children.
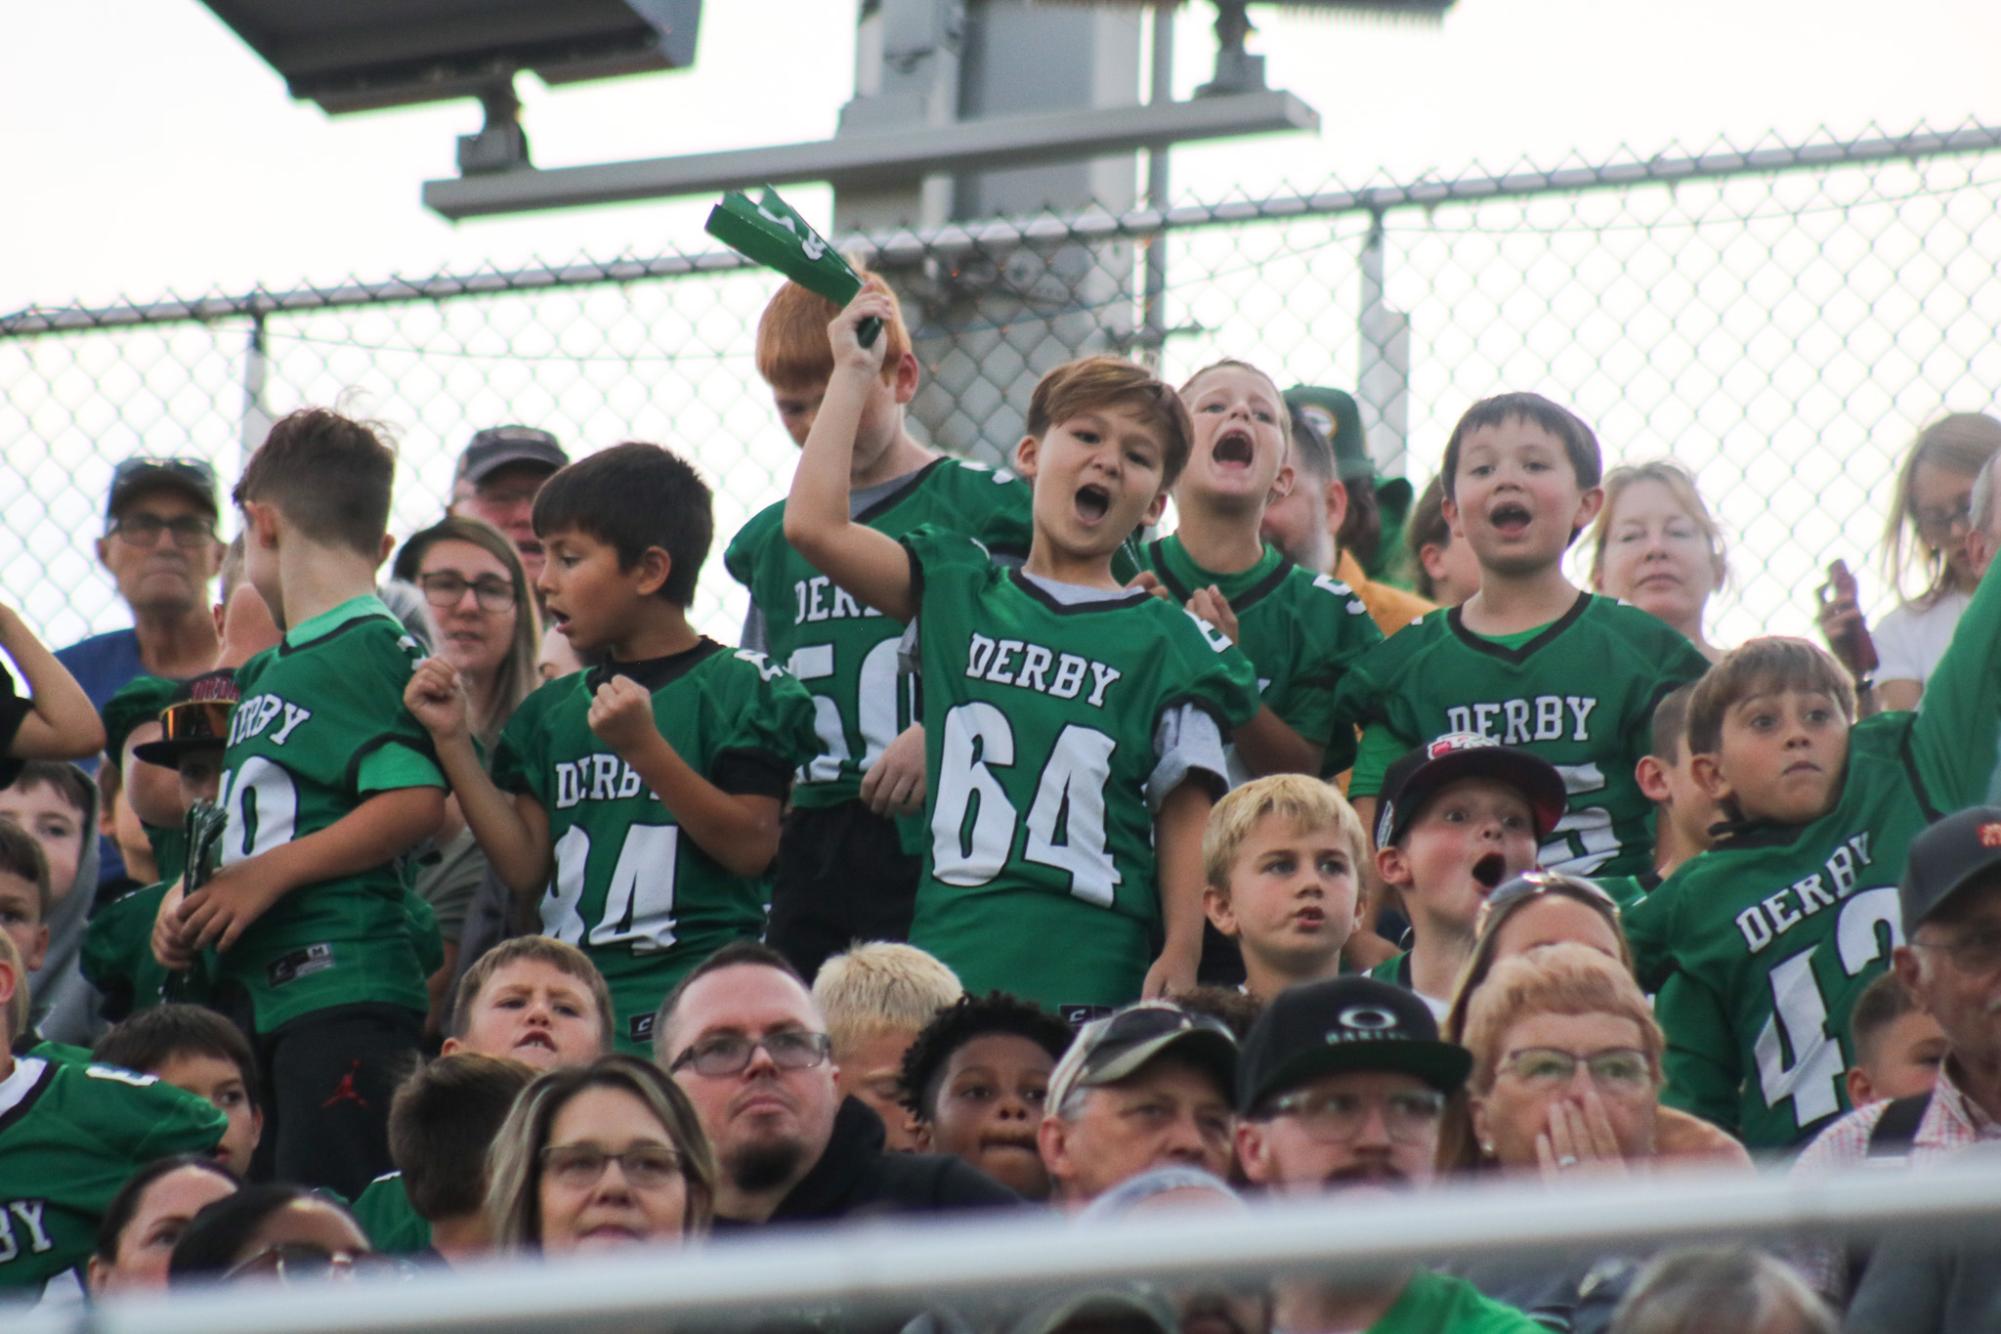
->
<box><xmin>655</xmin><ymin>940</ymin><xmax>1017</xmax><ymax>1226</ymax></box>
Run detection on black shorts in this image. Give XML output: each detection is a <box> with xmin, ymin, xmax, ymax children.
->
<box><xmin>257</xmin><ymin>1003</ymin><xmax>422</xmax><ymax>1200</ymax></box>
<box><xmin>765</xmin><ymin>801</ymin><xmax>921</xmax><ymax>983</ymax></box>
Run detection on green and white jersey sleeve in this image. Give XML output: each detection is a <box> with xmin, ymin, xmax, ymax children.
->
<box><xmin>1141</xmin><ymin>535</ymin><xmax>1383</xmax><ymax>780</ymax></box>
<box><xmin>493</xmin><ymin>640</ymin><xmax>817</xmax><ymax>1051</ymax></box>
<box><xmin>900</xmin><ymin>525</ymin><xmax>1261</xmax><ymax>1012</ymax></box>
<box><xmin>215</xmin><ymin>596</ymin><xmax>443</xmax><ymax>1031</ymax></box>
<box><xmin>724</xmin><ymin>457</ymin><xmax>1033</xmax><ymax>809</ymax></box>
<box><xmin>0</xmin><ymin>1056</ymin><xmax>226</xmax><ymax>1296</ymax></box>
<box><xmin>1330</xmin><ymin>594</ymin><xmax>1710</xmax><ymax>879</ymax></box>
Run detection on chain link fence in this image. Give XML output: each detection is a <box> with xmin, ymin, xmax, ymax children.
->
<box><xmin>6</xmin><ymin>120</ymin><xmax>2001</xmax><ymax>651</ymax></box>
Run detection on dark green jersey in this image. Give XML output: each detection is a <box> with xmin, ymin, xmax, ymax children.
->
<box><xmin>1141</xmin><ymin>535</ymin><xmax>1384</xmax><ymax>778</ymax></box>
<box><xmin>350</xmin><ymin>1171</ymin><xmax>431</xmax><ymax>1255</ymax></box>
<box><xmin>1592</xmin><ymin>872</ymin><xmax>1656</xmax><ymax>915</ymax></box>
<box><xmin>901</xmin><ymin>526</ymin><xmax>1262</xmax><ymax>1010</ymax></box>
<box><xmin>493</xmin><ymin>640</ymin><xmax>816</xmax><ymax>1052</ymax></box>
<box><xmin>0</xmin><ymin>1055</ymin><xmax>226</xmax><ymax>1295</ymax></box>
<box><xmin>1331</xmin><ymin>594</ymin><xmax>1710</xmax><ymax>879</ymax></box>
<box><xmin>1626</xmin><ymin>559</ymin><xmax>2001</xmax><ymax>1150</ymax></box>
<box><xmin>216</xmin><ymin>597</ymin><xmax>444</xmax><ymax>1032</ymax></box>
<box><xmin>725</xmin><ymin>457</ymin><xmax>1033</xmax><ymax>808</ymax></box>
<box><xmin>81</xmin><ymin>880</ymin><xmax>212</xmax><ymax>1021</ymax></box>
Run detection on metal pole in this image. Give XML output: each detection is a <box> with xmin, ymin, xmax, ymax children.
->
<box><xmin>1138</xmin><ymin>5</ymin><xmax>1175</xmax><ymax>368</ymax></box>
<box><xmin>239</xmin><ymin>314</ymin><xmax>271</xmax><ymax>472</ymax></box>
<box><xmin>1356</xmin><ymin>209</ymin><xmax>1411</xmax><ymax>478</ymax></box>
<box><xmin>33</xmin><ymin>1159</ymin><xmax>2001</xmax><ymax>1334</ymax></box>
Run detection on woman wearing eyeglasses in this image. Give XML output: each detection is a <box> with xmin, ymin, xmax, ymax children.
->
<box><xmin>485</xmin><ymin>1054</ymin><xmax>716</xmax><ymax>1254</ymax></box>
<box><xmin>1816</xmin><ymin>413</ymin><xmax>2001</xmax><ymax>714</ymax></box>
<box><xmin>391</xmin><ymin>515</ymin><xmax>543</xmax><ymax>1032</ymax></box>
<box><xmin>168</xmin><ymin>1183</ymin><xmax>378</xmax><ymax>1285</ymax></box>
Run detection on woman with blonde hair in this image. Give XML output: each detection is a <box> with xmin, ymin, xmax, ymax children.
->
<box><xmin>1589</xmin><ymin>460</ymin><xmax>1729</xmax><ymax>662</ymax></box>
<box><xmin>1818</xmin><ymin>412</ymin><xmax>2001</xmax><ymax>711</ymax></box>
<box><xmin>392</xmin><ymin>514</ymin><xmax>541</xmax><ymax>751</ymax></box>
<box><xmin>485</xmin><ymin>1054</ymin><xmax>716</xmax><ymax>1254</ymax></box>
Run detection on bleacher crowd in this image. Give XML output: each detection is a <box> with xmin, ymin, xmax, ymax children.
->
<box><xmin>5</xmin><ymin>272</ymin><xmax>2001</xmax><ymax>1334</ymax></box>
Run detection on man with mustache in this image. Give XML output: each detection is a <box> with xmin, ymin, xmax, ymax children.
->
<box><xmin>1235</xmin><ymin>977</ymin><xmax>1541</xmax><ymax>1333</ymax></box>
<box><xmin>655</xmin><ymin>940</ymin><xmax>1017</xmax><ymax>1226</ymax></box>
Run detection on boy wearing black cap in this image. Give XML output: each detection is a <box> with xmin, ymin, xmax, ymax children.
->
<box><xmin>1237</xmin><ymin>975</ymin><xmax>1540</xmax><ymax>1332</ymax></box>
<box><xmin>1369</xmin><ymin>734</ymin><xmax>1567</xmax><ymax>1016</ymax></box>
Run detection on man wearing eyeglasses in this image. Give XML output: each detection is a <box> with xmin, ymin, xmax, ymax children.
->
<box><xmin>1234</xmin><ymin>977</ymin><xmax>1541</xmax><ymax>1333</ymax></box>
<box><xmin>56</xmin><ymin>457</ymin><xmax>225</xmax><ymax>718</ymax></box>
<box><xmin>654</xmin><ymin>940</ymin><xmax>1018</xmax><ymax>1227</ymax></box>
<box><xmin>1037</xmin><ymin>1000</ymin><xmax>1240</xmax><ymax>1208</ymax></box>
<box><xmin>447</xmin><ymin>427</ymin><xmax>567</xmax><ymax>588</ymax></box>
<box><xmin>1793</xmin><ymin>806</ymin><xmax>2001</xmax><ymax>1310</ymax></box>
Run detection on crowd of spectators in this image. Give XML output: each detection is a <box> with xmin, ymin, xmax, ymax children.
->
<box><xmin>1</xmin><ymin>269</ymin><xmax>1998</xmax><ymax>1334</ymax></box>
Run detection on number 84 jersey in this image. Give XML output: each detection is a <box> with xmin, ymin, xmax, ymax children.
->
<box><xmin>492</xmin><ymin>641</ymin><xmax>816</xmax><ymax>1050</ymax></box>
<box><xmin>901</xmin><ymin>527</ymin><xmax>1261</xmax><ymax>1009</ymax></box>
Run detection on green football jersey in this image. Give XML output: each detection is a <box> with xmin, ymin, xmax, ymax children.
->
<box><xmin>81</xmin><ymin>880</ymin><xmax>212</xmax><ymax>1021</ymax></box>
<box><xmin>1141</xmin><ymin>535</ymin><xmax>1384</xmax><ymax>778</ymax></box>
<box><xmin>492</xmin><ymin>640</ymin><xmax>816</xmax><ymax>1053</ymax></box>
<box><xmin>0</xmin><ymin>1054</ymin><xmax>226</xmax><ymax>1295</ymax></box>
<box><xmin>1370</xmin><ymin>1271</ymin><xmax>1544</xmax><ymax>1333</ymax></box>
<box><xmin>1331</xmin><ymin>594</ymin><xmax>1710</xmax><ymax>879</ymax></box>
<box><xmin>350</xmin><ymin>1170</ymin><xmax>432</xmax><ymax>1255</ymax></box>
<box><xmin>1625</xmin><ymin>558</ymin><xmax>2001</xmax><ymax>1150</ymax></box>
<box><xmin>901</xmin><ymin>526</ymin><xmax>1262</xmax><ymax>1010</ymax></box>
<box><xmin>216</xmin><ymin>596</ymin><xmax>444</xmax><ymax>1032</ymax></box>
<box><xmin>725</xmin><ymin>457</ymin><xmax>1033</xmax><ymax>808</ymax></box>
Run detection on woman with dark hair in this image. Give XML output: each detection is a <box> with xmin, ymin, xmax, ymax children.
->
<box><xmin>168</xmin><ymin>1183</ymin><xmax>374</xmax><ymax>1285</ymax></box>
<box><xmin>86</xmin><ymin>1155</ymin><xmax>238</xmax><ymax>1294</ymax></box>
<box><xmin>484</xmin><ymin>1054</ymin><xmax>716</xmax><ymax>1254</ymax></box>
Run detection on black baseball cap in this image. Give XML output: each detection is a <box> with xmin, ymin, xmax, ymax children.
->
<box><xmin>455</xmin><ymin>426</ymin><xmax>567</xmax><ymax>486</ymax></box>
<box><xmin>1375</xmin><ymin>732</ymin><xmax>1568</xmax><ymax>849</ymax></box>
<box><xmin>1237</xmin><ymin>976</ymin><xmax>1471</xmax><ymax>1115</ymax></box>
<box><xmin>1046</xmin><ymin>1001</ymin><xmax>1239</xmax><ymax>1112</ymax></box>
<box><xmin>106</xmin><ymin>455</ymin><xmax>218</xmax><ymax>519</ymax></box>
<box><xmin>132</xmin><ymin>670</ymin><xmax>240</xmax><ymax>767</ymax></box>
<box><xmin>1900</xmin><ymin>806</ymin><xmax>2001</xmax><ymax>938</ymax></box>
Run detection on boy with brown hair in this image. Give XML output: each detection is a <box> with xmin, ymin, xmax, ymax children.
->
<box><xmin>1597</xmin><ymin>681</ymin><xmax>1716</xmax><ymax>911</ymax></box>
<box><xmin>725</xmin><ymin>277</ymin><xmax>1034</xmax><ymax>980</ymax></box>
<box><xmin>385</xmin><ymin>1053</ymin><xmax>536</xmax><ymax>1264</ymax></box>
<box><xmin>1202</xmin><ymin>774</ymin><xmax>1367</xmax><ymax>1000</ymax></box>
<box><xmin>785</xmin><ymin>289</ymin><xmax>1260</xmax><ymax>1012</ymax></box>
<box><xmin>92</xmin><ymin>1002</ymin><xmax>264</xmax><ymax>1177</ymax></box>
<box><xmin>1843</xmin><ymin>971</ymin><xmax>1945</xmax><ymax>1108</ymax></box>
<box><xmin>1626</xmin><ymin>555</ymin><xmax>2001</xmax><ymax>1148</ymax></box>
<box><xmin>1331</xmin><ymin>393</ymin><xmax>1709</xmax><ymax>884</ymax></box>
<box><xmin>152</xmin><ymin>407</ymin><xmax>447</xmax><ymax>1199</ymax></box>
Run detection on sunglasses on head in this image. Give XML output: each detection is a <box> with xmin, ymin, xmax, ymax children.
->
<box><xmin>157</xmin><ymin>700</ymin><xmax>235</xmax><ymax>748</ymax></box>
<box><xmin>1484</xmin><ymin>869</ymin><xmax>1620</xmax><ymax>918</ymax></box>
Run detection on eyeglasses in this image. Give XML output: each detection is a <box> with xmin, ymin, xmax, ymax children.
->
<box><xmin>1915</xmin><ymin>499</ymin><xmax>1973</xmax><ymax>541</ymax></box>
<box><xmin>1497</xmin><ymin>1047</ymin><xmax>1654</xmax><ymax>1091</ymax></box>
<box><xmin>1485</xmin><ymin>869</ymin><xmax>1620</xmax><ymax>919</ymax></box>
<box><xmin>109</xmin><ymin>513</ymin><xmax>217</xmax><ymax>548</ymax></box>
<box><xmin>669</xmin><ymin>1029</ymin><xmax>832</xmax><ymax>1077</ymax></box>
<box><xmin>224</xmin><ymin>1242</ymin><xmax>385</xmax><ymax>1284</ymax></box>
<box><xmin>158</xmin><ymin>699</ymin><xmax>235</xmax><ymax>747</ymax></box>
<box><xmin>1909</xmin><ymin>925</ymin><xmax>2001</xmax><ymax>976</ymax></box>
<box><xmin>416</xmin><ymin>571</ymin><xmax>517</xmax><ymax>613</ymax></box>
<box><xmin>540</xmin><ymin>1142</ymin><xmax>684</xmax><ymax>1189</ymax></box>
<box><xmin>1258</xmin><ymin>1088</ymin><xmax>1446</xmax><ymax>1142</ymax></box>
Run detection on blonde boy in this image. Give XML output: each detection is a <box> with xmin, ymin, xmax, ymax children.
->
<box><xmin>1202</xmin><ymin>775</ymin><xmax>1367</xmax><ymax>1000</ymax></box>
<box><xmin>811</xmin><ymin>941</ymin><xmax>963</xmax><ymax>1148</ymax></box>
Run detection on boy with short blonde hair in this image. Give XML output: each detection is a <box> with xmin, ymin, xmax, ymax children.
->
<box><xmin>786</xmin><ymin>290</ymin><xmax>1260</xmax><ymax>1013</ymax></box>
<box><xmin>729</xmin><ymin>277</ymin><xmax>1034</xmax><ymax>981</ymax></box>
<box><xmin>1202</xmin><ymin>774</ymin><xmax>1367</xmax><ymax>1000</ymax></box>
<box><xmin>812</xmin><ymin>941</ymin><xmax>963</xmax><ymax>1149</ymax></box>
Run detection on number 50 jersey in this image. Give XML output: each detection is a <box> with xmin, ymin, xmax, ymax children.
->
<box><xmin>901</xmin><ymin>526</ymin><xmax>1261</xmax><ymax>1010</ymax></box>
<box><xmin>493</xmin><ymin>641</ymin><xmax>816</xmax><ymax>1052</ymax></box>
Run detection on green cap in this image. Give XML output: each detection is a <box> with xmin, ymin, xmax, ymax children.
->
<box><xmin>101</xmin><ymin>674</ymin><xmax>179</xmax><ymax>775</ymax></box>
<box><xmin>1285</xmin><ymin>384</ymin><xmax>1415</xmax><ymax>523</ymax></box>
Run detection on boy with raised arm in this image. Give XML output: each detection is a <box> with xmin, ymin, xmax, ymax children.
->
<box><xmin>1626</xmin><ymin>554</ymin><xmax>2001</xmax><ymax>1148</ymax></box>
<box><xmin>726</xmin><ymin>277</ymin><xmax>1033</xmax><ymax>980</ymax></box>
<box><xmin>152</xmin><ymin>408</ymin><xmax>445</xmax><ymax>1199</ymax></box>
<box><xmin>407</xmin><ymin>443</ymin><xmax>816</xmax><ymax>1054</ymax></box>
<box><xmin>784</xmin><ymin>287</ymin><xmax>1260</xmax><ymax>1013</ymax></box>
<box><xmin>1330</xmin><ymin>392</ymin><xmax>1709</xmax><ymax>881</ymax></box>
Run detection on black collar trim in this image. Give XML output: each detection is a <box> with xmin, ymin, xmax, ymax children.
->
<box><xmin>1446</xmin><ymin>591</ymin><xmax>1593</xmax><ymax>664</ymax></box>
<box><xmin>855</xmin><ymin>459</ymin><xmax>946</xmax><ymax>525</ymax></box>
<box><xmin>1007</xmin><ymin>568</ymin><xmax>1150</xmax><ymax>615</ymax></box>
<box><xmin>586</xmin><ymin>638</ymin><xmax>724</xmax><ymax>692</ymax></box>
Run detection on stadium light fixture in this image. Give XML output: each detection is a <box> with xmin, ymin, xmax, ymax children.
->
<box><xmin>1077</xmin><ymin>0</ymin><xmax>1457</xmax><ymax>95</ymax></box>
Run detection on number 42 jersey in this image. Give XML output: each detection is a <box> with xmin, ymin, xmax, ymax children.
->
<box><xmin>901</xmin><ymin>527</ymin><xmax>1261</xmax><ymax>1011</ymax></box>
